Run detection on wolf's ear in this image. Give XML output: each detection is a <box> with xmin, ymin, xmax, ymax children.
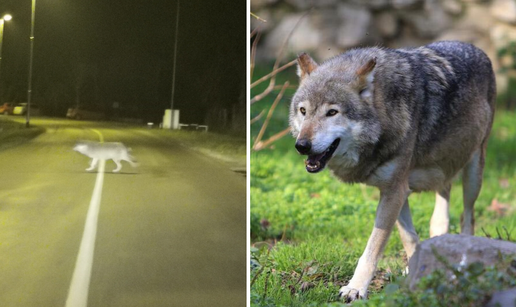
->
<box><xmin>297</xmin><ymin>53</ymin><xmax>318</xmax><ymax>81</ymax></box>
<box><xmin>357</xmin><ymin>58</ymin><xmax>376</xmax><ymax>77</ymax></box>
<box><xmin>357</xmin><ymin>58</ymin><xmax>376</xmax><ymax>100</ymax></box>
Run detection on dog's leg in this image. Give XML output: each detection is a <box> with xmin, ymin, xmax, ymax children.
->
<box><xmin>396</xmin><ymin>198</ymin><xmax>419</xmax><ymax>259</ymax></box>
<box><xmin>461</xmin><ymin>149</ymin><xmax>483</xmax><ymax>235</ymax></box>
<box><xmin>339</xmin><ymin>185</ymin><xmax>408</xmax><ymax>301</ymax></box>
<box><xmin>86</xmin><ymin>158</ymin><xmax>98</xmax><ymax>171</ymax></box>
<box><xmin>430</xmin><ymin>183</ymin><xmax>451</xmax><ymax>237</ymax></box>
<box><xmin>126</xmin><ymin>156</ymin><xmax>138</xmax><ymax>167</ymax></box>
<box><xmin>113</xmin><ymin>159</ymin><xmax>122</xmax><ymax>173</ymax></box>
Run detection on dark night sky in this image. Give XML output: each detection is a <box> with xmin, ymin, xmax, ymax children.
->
<box><xmin>0</xmin><ymin>0</ymin><xmax>246</xmax><ymax>125</ymax></box>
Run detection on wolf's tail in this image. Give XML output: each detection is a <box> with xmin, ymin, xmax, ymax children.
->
<box><xmin>128</xmin><ymin>154</ymin><xmax>139</xmax><ymax>167</ymax></box>
<box><xmin>125</xmin><ymin>147</ymin><xmax>139</xmax><ymax>167</ymax></box>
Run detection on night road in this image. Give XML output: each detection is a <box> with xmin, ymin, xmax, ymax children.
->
<box><xmin>0</xmin><ymin>118</ymin><xmax>245</xmax><ymax>307</ymax></box>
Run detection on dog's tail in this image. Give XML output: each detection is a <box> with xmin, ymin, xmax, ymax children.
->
<box><xmin>128</xmin><ymin>154</ymin><xmax>139</xmax><ymax>167</ymax></box>
<box><xmin>125</xmin><ymin>147</ymin><xmax>139</xmax><ymax>167</ymax></box>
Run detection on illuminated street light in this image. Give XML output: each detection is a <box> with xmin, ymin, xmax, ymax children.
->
<box><xmin>0</xmin><ymin>14</ymin><xmax>12</xmax><ymax>96</ymax></box>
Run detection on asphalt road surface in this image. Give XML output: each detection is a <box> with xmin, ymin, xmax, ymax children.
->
<box><xmin>0</xmin><ymin>118</ymin><xmax>246</xmax><ymax>307</ymax></box>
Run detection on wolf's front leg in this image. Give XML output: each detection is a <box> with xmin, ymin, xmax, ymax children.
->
<box><xmin>339</xmin><ymin>185</ymin><xmax>408</xmax><ymax>302</ymax></box>
<box><xmin>86</xmin><ymin>158</ymin><xmax>98</xmax><ymax>171</ymax></box>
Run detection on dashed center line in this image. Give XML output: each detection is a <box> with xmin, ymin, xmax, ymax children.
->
<box><xmin>66</xmin><ymin>130</ymin><xmax>105</xmax><ymax>307</ymax></box>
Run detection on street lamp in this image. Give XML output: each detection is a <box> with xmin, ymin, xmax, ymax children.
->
<box><xmin>170</xmin><ymin>0</ymin><xmax>180</xmax><ymax>129</ymax></box>
<box><xmin>0</xmin><ymin>14</ymin><xmax>12</xmax><ymax>97</ymax></box>
<box><xmin>26</xmin><ymin>0</ymin><xmax>36</xmax><ymax>128</ymax></box>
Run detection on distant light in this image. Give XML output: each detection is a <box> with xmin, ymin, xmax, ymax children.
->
<box><xmin>2</xmin><ymin>14</ymin><xmax>12</xmax><ymax>21</ymax></box>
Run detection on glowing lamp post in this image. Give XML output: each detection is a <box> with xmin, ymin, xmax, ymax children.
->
<box><xmin>0</xmin><ymin>14</ymin><xmax>12</xmax><ymax>94</ymax></box>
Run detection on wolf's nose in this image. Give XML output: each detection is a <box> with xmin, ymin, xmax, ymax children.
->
<box><xmin>295</xmin><ymin>139</ymin><xmax>312</xmax><ymax>154</ymax></box>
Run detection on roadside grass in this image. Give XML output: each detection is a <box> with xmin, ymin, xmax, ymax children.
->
<box><xmin>251</xmin><ymin>66</ymin><xmax>516</xmax><ymax>305</ymax></box>
<box><xmin>153</xmin><ymin>129</ymin><xmax>246</xmax><ymax>166</ymax></box>
<box><xmin>0</xmin><ymin>116</ymin><xmax>246</xmax><ymax>165</ymax></box>
<box><xmin>0</xmin><ymin>117</ymin><xmax>45</xmax><ymax>151</ymax></box>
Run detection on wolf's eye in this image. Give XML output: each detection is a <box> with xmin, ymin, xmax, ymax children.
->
<box><xmin>300</xmin><ymin>107</ymin><xmax>306</xmax><ymax>115</ymax></box>
<box><xmin>326</xmin><ymin>109</ymin><xmax>338</xmax><ymax>116</ymax></box>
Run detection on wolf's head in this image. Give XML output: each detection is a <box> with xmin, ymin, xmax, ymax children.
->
<box><xmin>289</xmin><ymin>52</ymin><xmax>382</xmax><ymax>173</ymax></box>
<box><xmin>73</xmin><ymin>142</ymin><xmax>89</xmax><ymax>154</ymax></box>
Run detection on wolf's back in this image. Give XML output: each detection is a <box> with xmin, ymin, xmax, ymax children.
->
<box><xmin>414</xmin><ymin>41</ymin><xmax>495</xmax><ymax>147</ymax></box>
<box><xmin>426</xmin><ymin>41</ymin><xmax>496</xmax><ymax>107</ymax></box>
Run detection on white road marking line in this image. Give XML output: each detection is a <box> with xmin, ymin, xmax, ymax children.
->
<box><xmin>65</xmin><ymin>159</ymin><xmax>105</xmax><ymax>307</ymax></box>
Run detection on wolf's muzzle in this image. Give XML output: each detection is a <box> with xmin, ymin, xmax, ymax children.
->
<box><xmin>295</xmin><ymin>139</ymin><xmax>312</xmax><ymax>155</ymax></box>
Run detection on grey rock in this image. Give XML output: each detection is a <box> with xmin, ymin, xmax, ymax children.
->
<box><xmin>491</xmin><ymin>0</ymin><xmax>516</xmax><ymax>24</ymax></box>
<box><xmin>349</xmin><ymin>0</ymin><xmax>390</xmax><ymax>9</ymax></box>
<box><xmin>374</xmin><ymin>11</ymin><xmax>399</xmax><ymax>38</ymax></box>
<box><xmin>335</xmin><ymin>4</ymin><xmax>372</xmax><ymax>49</ymax></box>
<box><xmin>407</xmin><ymin>234</ymin><xmax>516</xmax><ymax>290</ymax></box>
<box><xmin>392</xmin><ymin>0</ymin><xmax>423</xmax><ymax>9</ymax></box>
<box><xmin>485</xmin><ymin>288</ymin><xmax>516</xmax><ymax>307</ymax></box>
<box><xmin>250</xmin><ymin>0</ymin><xmax>279</xmax><ymax>11</ymax></box>
<box><xmin>400</xmin><ymin>0</ymin><xmax>451</xmax><ymax>38</ymax></box>
<box><xmin>442</xmin><ymin>0</ymin><xmax>463</xmax><ymax>15</ymax></box>
<box><xmin>285</xmin><ymin>0</ymin><xmax>339</xmax><ymax>10</ymax></box>
<box><xmin>262</xmin><ymin>13</ymin><xmax>323</xmax><ymax>59</ymax></box>
<box><xmin>460</xmin><ymin>3</ymin><xmax>494</xmax><ymax>33</ymax></box>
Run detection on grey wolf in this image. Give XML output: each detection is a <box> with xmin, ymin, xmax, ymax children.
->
<box><xmin>73</xmin><ymin>141</ymin><xmax>138</xmax><ymax>173</ymax></box>
<box><xmin>289</xmin><ymin>41</ymin><xmax>495</xmax><ymax>301</ymax></box>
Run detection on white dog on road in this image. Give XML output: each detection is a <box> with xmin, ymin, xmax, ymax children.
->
<box><xmin>73</xmin><ymin>141</ymin><xmax>138</xmax><ymax>173</ymax></box>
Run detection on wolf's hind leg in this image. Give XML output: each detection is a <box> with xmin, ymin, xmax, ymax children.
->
<box><xmin>86</xmin><ymin>158</ymin><xmax>98</xmax><ymax>171</ymax></box>
<box><xmin>430</xmin><ymin>183</ymin><xmax>451</xmax><ymax>237</ymax></box>
<box><xmin>396</xmin><ymin>198</ymin><xmax>419</xmax><ymax>259</ymax></box>
<box><xmin>113</xmin><ymin>159</ymin><xmax>122</xmax><ymax>173</ymax></box>
<box><xmin>461</xmin><ymin>149</ymin><xmax>484</xmax><ymax>235</ymax></box>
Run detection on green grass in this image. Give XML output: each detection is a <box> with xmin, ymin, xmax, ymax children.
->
<box><xmin>154</xmin><ymin>129</ymin><xmax>246</xmax><ymax>165</ymax></box>
<box><xmin>0</xmin><ymin>116</ymin><xmax>246</xmax><ymax>165</ymax></box>
<box><xmin>0</xmin><ymin>117</ymin><xmax>45</xmax><ymax>151</ymax></box>
<box><xmin>251</xmin><ymin>66</ymin><xmax>516</xmax><ymax>305</ymax></box>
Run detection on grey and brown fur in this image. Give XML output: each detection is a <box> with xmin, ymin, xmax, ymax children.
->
<box><xmin>289</xmin><ymin>41</ymin><xmax>495</xmax><ymax>301</ymax></box>
<box><xmin>73</xmin><ymin>141</ymin><xmax>138</xmax><ymax>173</ymax></box>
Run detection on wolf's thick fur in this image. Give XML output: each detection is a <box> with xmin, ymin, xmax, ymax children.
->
<box><xmin>289</xmin><ymin>41</ymin><xmax>495</xmax><ymax>301</ymax></box>
<box><xmin>73</xmin><ymin>141</ymin><xmax>138</xmax><ymax>173</ymax></box>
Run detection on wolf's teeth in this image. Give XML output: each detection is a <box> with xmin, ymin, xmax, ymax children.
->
<box><xmin>306</xmin><ymin>161</ymin><xmax>320</xmax><ymax>170</ymax></box>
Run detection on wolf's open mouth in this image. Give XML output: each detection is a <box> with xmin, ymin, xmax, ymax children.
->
<box><xmin>305</xmin><ymin>138</ymin><xmax>340</xmax><ymax>173</ymax></box>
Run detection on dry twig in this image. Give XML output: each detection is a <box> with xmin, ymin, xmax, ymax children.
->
<box><xmin>251</xmin><ymin>59</ymin><xmax>297</xmax><ymax>89</ymax></box>
<box><xmin>250</xmin><ymin>12</ymin><xmax>267</xmax><ymax>23</ymax></box>
<box><xmin>251</xmin><ymin>12</ymin><xmax>310</xmax><ymax>105</ymax></box>
<box><xmin>253</xmin><ymin>81</ymin><xmax>289</xmax><ymax>151</ymax></box>
<box><xmin>250</xmin><ymin>109</ymin><xmax>266</xmax><ymax>125</ymax></box>
<box><xmin>250</xmin><ymin>12</ymin><xmax>309</xmax><ymax>150</ymax></box>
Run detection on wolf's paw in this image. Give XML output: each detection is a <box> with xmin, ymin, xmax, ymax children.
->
<box><xmin>112</xmin><ymin>169</ymin><xmax>121</xmax><ymax>173</ymax></box>
<box><xmin>338</xmin><ymin>285</ymin><xmax>365</xmax><ymax>302</ymax></box>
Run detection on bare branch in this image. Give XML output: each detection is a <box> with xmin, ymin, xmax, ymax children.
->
<box><xmin>251</xmin><ymin>59</ymin><xmax>297</xmax><ymax>89</ymax></box>
<box><xmin>253</xmin><ymin>81</ymin><xmax>289</xmax><ymax>150</ymax></box>
<box><xmin>253</xmin><ymin>128</ymin><xmax>291</xmax><ymax>151</ymax></box>
<box><xmin>250</xmin><ymin>109</ymin><xmax>266</xmax><ymax>125</ymax></box>
<box><xmin>251</xmin><ymin>30</ymin><xmax>262</xmax><ymax>81</ymax></box>
<box><xmin>251</xmin><ymin>11</ymin><xmax>310</xmax><ymax>105</ymax></box>
<box><xmin>251</xmin><ymin>85</ymin><xmax>274</xmax><ymax>104</ymax></box>
<box><xmin>250</xmin><ymin>12</ymin><xmax>267</xmax><ymax>23</ymax></box>
<box><xmin>273</xmin><ymin>84</ymin><xmax>297</xmax><ymax>90</ymax></box>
